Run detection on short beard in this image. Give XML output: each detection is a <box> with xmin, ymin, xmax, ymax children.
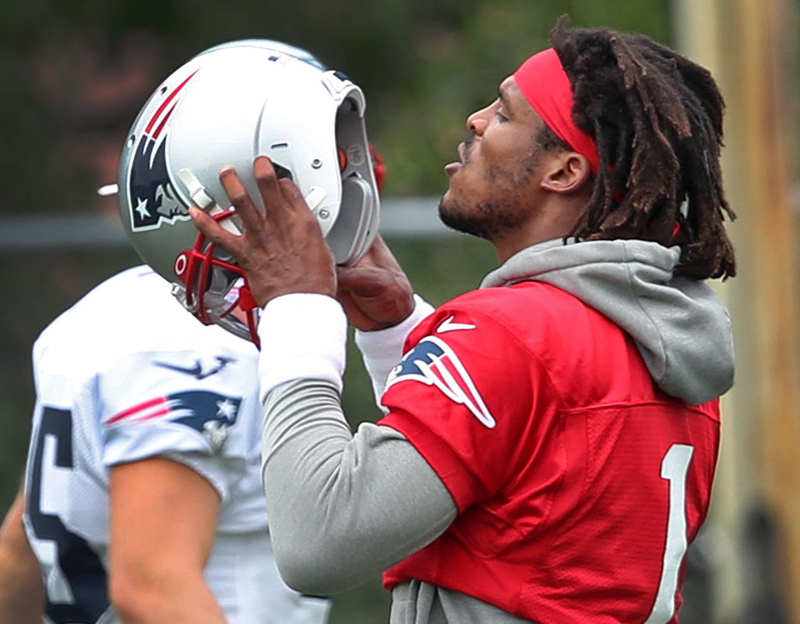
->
<box><xmin>438</xmin><ymin>197</ymin><xmax>518</xmax><ymax>240</ymax></box>
<box><xmin>438</xmin><ymin>151</ymin><xmax>541</xmax><ymax>240</ymax></box>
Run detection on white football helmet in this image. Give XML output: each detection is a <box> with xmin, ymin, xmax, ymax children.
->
<box><xmin>117</xmin><ymin>40</ymin><xmax>380</xmax><ymax>344</ymax></box>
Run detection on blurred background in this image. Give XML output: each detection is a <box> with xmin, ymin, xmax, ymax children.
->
<box><xmin>1</xmin><ymin>0</ymin><xmax>799</xmax><ymax>621</ymax></box>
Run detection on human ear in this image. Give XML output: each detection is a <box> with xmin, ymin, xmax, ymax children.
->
<box><xmin>539</xmin><ymin>153</ymin><xmax>592</xmax><ymax>194</ymax></box>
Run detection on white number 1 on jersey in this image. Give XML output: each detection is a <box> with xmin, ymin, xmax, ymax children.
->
<box><xmin>645</xmin><ymin>444</ymin><xmax>695</xmax><ymax>624</ymax></box>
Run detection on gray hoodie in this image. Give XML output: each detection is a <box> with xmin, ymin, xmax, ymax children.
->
<box><xmin>481</xmin><ymin>239</ymin><xmax>734</xmax><ymax>404</ymax></box>
<box><xmin>259</xmin><ymin>238</ymin><xmax>735</xmax><ymax>624</ymax></box>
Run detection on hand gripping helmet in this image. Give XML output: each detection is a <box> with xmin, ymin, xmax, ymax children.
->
<box><xmin>117</xmin><ymin>40</ymin><xmax>380</xmax><ymax>343</ymax></box>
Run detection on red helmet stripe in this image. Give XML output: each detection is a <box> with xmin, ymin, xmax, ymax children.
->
<box><xmin>152</xmin><ymin>102</ymin><xmax>178</xmax><ymax>141</ymax></box>
<box><xmin>145</xmin><ymin>70</ymin><xmax>199</xmax><ymax>136</ymax></box>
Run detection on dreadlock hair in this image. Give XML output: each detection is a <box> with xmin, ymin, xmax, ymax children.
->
<box><xmin>549</xmin><ymin>18</ymin><xmax>736</xmax><ymax>280</ymax></box>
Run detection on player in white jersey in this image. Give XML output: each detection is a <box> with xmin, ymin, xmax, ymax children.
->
<box><xmin>0</xmin><ymin>38</ymin><xmax>379</xmax><ymax>624</ymax></box>
<box><xmin>0</xmin><ymin>265</ymin><xmax>331</xmax><ymax>624</ymax></box>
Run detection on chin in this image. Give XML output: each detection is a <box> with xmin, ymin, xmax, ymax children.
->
<box><xmin>437</xmin><ymin>193</ymin><xmax>461</xmax><ymax>227</ymax></box>
<box><xmin>437</xmin><ymin>196</ymin><xmax>491</xmax><ymax>240</ymax></box>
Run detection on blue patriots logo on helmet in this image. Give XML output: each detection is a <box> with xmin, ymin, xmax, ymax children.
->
<box><xmin>127</xmin><ymin>71</ymin><xmax>197</xmax><ymax>232</ymax></box>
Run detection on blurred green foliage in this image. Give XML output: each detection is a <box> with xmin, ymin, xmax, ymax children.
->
<box><xmin>0</xmin><ymin>1</ymin><xmax>673</xmax><ymax>621</ymax></box>
<box><xmin>0</xmin><ymin>0</ymin><xmax>671</xmax><ymax>210</ymax></box>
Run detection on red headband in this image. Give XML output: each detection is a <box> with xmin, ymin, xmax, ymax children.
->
<box><xmin>513</xmin><ymin>48</ymin><xmax>599</xmax><ymax>172</ymax></box>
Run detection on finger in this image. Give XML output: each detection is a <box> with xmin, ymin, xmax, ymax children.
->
<box><xmin>189</xmin><ymin>207</ymin><xmax>245</xmax><ymax>259</ymax></box>
<box><xmin>366</xmin><ymin>235</ymin><xmax>396</xmax><ymax>264</ymax></box>
<box><xmin>253</xmin><ymin>156</ymin><xmax>289</xmax><ymax>222</ymax></box>
<box><xmin>219</xmin><ymin>166</ymin><xmax>263</xmax><ymax>234</ymax></box>
<box><xmin>277</xmin><ymin>177</ymin><xmax>308</xmax><ymax>213</ymax></box>
<box><xmin>336</xmin><ymin>264</ymin><xmax>384</xmax><ymax>294</ymax></box>
<box><xmin>341</xmin><ymin>235</ymin><xmax>396</xmax><ymax>273</ymax></box>
<box><xmin>334</xmin><ymin>287</ymin><xmax>374</xmax><ymax>328</ymax></box>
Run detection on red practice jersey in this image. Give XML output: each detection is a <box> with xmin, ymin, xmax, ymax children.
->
<box><xmin>380</xmin><ymin>282</ymin><xmax>720</xmax><ymax>623</ymax></box>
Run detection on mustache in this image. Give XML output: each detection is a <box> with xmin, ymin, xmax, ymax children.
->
<box><xmin>462</xmin><ymin>133</ymin><xmax>476</xmax><ymax>163</ymax></box>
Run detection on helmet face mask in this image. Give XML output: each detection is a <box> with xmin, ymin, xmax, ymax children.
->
<box><xmin>117</xmin><ymin>41</ymin><xmax>380</xmax><ymax>345</ymax></box>
<box><xmin>170</xmin><ymin>207</ymin><xmax>257</xmax><ymax>342</ymax></box>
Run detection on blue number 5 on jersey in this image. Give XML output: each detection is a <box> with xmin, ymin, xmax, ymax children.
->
<box><xmin>26</xmin><ymin>407</ymin><xmax>110</xmax><ymax>624</ymax></box>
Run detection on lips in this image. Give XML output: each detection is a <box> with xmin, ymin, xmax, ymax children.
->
<box><xmin>444</xmin><ymin>142</ymin><xmax>466</xmax><ymax>176</ymax></box>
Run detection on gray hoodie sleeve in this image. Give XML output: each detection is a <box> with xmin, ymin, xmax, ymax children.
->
<box><xmin>261</xmin><ymin>378</ymin><xmax>458</xmax><ymax>596</ymax></box>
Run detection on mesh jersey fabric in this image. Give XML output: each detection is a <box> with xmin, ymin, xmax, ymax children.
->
<box><xmin>380</xmin><ymin>282</ymin><xmax>719</xmax><ymax>623</ymax></box>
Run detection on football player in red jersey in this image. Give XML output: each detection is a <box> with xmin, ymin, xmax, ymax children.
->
<box><xmin>191</xmin><ymin>19</ymin><xmax>735</xmax><ymax>624</ymax></box>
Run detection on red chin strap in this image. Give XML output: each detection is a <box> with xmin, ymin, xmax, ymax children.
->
<box><xmin>173</xmin><ymin>208</ymin><xmax>261</xmax><ymax>347</ymax></box>
<box><xmin>513</xmin><ymin>48</ymin><xmax>599</xmax><ymax>173</ymax></box>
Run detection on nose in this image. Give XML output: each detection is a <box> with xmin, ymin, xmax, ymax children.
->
<box><xmin>467</xmin><ymin>105</ymin><xmax>491</xmax><ymax>135</ymax></box>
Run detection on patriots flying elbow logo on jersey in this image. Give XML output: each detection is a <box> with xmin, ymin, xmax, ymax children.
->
<box><xmin>104</xmin><ymin>390</ymin><xmax>242</xmax><ymax>451</ymax></box>
<box><xmin>126</xmin><ymin>71</ymin><xmax>197</xmax><ymax>232</ymax></box>
<box><xmin>385</xmin><ymin>336</ymin><xmax>496</xmax><ymax>428</ymax></box>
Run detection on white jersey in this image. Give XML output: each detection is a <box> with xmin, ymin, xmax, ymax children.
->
<box><xmin>23</xmin><ymin>266</ymin><xmax>330</xmax><ymax>624</ymax></box>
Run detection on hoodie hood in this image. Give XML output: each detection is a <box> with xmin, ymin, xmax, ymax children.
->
<box><xmin>481</xmin><ymin>239</ymin><xmax>734</xmax><ymax>405</ymax></box>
